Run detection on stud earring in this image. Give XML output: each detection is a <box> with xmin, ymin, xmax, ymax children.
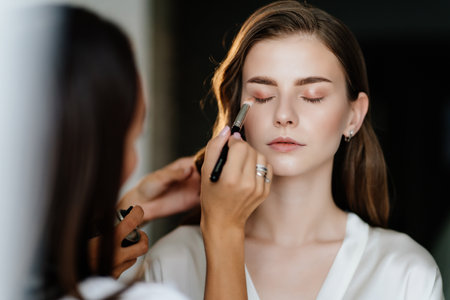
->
<box><xmin>345</xmin><ymin>130</ymin><xmax>354</xmax><ymax>142</ymax></box>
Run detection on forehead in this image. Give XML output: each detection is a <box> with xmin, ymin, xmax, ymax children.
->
<box><xmin>243</xmin><ymin>34</ymin><xmax>345</xmax><ymax>83</ymax></box>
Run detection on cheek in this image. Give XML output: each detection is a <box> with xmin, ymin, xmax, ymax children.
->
<box><xmin>307</xmin><ymin>103</ymin><xmax>349</xmax><ymax>149</ymax></box>
<box><xmin>318</xmin><ymin>111</ymin><xmax>346</xmax><ymax>134</ymax></box>
<box><xmin>121</xmin><ymin>141</ymin><xmax>138</xmax><ymax>184</ymax></box>
<box><xmin>242</xmin><ymin>108</ymin><xmax>266</xmax><ymax>146</ymax></box>
<box><xmin>127</xmin><ymin>148</ymin><xmax>138</xmax><ymax>172</ymax></box>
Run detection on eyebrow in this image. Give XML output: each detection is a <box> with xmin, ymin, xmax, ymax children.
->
<box><xmin>246</xmin><ymin>76</ymin><xmax>332</xmax><ymax>86</ymax></box>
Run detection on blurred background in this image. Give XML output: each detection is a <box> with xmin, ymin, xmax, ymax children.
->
<box><xmin>157</xmin><ymin>1</ymin><xmax>450</xmax><ymax>294</ymax></box>
<box><xmin>155</xmin><ymin>1</ymin><xmax>450</xmax><ymax>294</ymax></box>
<box><xmin>1</xmin><ymin>0</ymin><xmax>448</xmax><ymax>298</ymax></box>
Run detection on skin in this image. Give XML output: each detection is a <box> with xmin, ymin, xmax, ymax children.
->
<box><xmin>119</xmin><ymin>87</ymin><xmax>201</xmax><ymax>224</ymax></box>
<box><xmin>91</xmin><ymin>88</ymin><xmax>202</xmax><ymax>278</ymax></box>
<box><xmin>109</xmin><ymin>82</ymin><xmax>273</xmax><ymax>300</ymax></box>
<box><xmin>201</xmin><ymin>128</ymin><xmax>272</xmax><ymax>300</ymax></box>
<box><xmin>121</xmin><ymin>86</ymin><xmax>146</xmax><ymax>185</ymax></box>
<box><xmin>240</xmin><ymin>34</ymin><xmax>368</xmax><ymax>299</ymax></box>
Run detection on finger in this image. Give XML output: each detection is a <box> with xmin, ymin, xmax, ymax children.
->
<box><xmin>158</xmin><ymin>158</ymin><xmax>195</xmax><ymax>182</ymax></box>
<box><xmin>115</xmin><ymin>205</ymin><xmax>144</xmax><ymax>242</ymax></box>
<box><xmin>239</xmin><ymin>143</ymin><xmax>258</xmax><ymax>192</ymax></box>
<box><xmin>140</xmin><ymin>191</ymin><xmax>200</xmax><ymax>220</ymax></box>
<box><xmin>165</xmin><ymin>156</ymin><xmax>196</xmax><ymax>171</ymax></box>
<box><xmin>254</xmin><ymin>153</ymin><xmax>267</xmax><ymax>200</ymax></box>
<box><xmin>111</xmin><ymin>259</ymin><xmax>137</xmax><ymax>279</ymax></box>
<box><xmin>114</xmin><ymin>230</ymin><xmax>149</xmax><ymax>262</ymax></box>
<box><xmin>202</xmin><ymin>126</ymin><xmax>231</xmax><ymax>174</ymax></box>
<box><xmin>219</xmin><ymin>133</ymin><xmax>249</xmax><ymax>182</ymax></box>
<box><xmin>138</xmin><ymin>165</ymin><xmax>193</xmax><ymax>197</ymax></box>
<box><xmin>263</xmin><ymin>163</ymin><xmax>273</xmax><ymax>197</ymax></box>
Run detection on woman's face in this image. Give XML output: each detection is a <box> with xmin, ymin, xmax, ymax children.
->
<box><xmin>121</xmin><ymin>87</ymin><xmax>146</xmax><ymax>185</ymax></box>
<box><xmin>241</xmin><ymin>34</ymin><xmax>354</xmax><ymax>177</ymax></box>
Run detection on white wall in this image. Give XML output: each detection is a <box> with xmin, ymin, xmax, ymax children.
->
<box><xmin>0</xmin><ymin>1</ymin><xmax>161</xmax><ymax>296</ymax></box>
<box><xmin>31</xmin><ymin>0</ymin><xmax>158</xmax><ymax>282</ymax></box>
<box><xmin>0</xmin><ymin>3</ymin><xmax>60</xmax><ymax>299</ymax></box>
<box><xmin>32</xmin><ymin>0</ymin><xmax>155</xmax><ymax>192</ymax></box>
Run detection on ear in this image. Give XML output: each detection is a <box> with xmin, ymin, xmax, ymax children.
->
<box><xmin>344</xmin><ymin>92</ymin><xmax>368</xmax><ymax>136</ymax></box>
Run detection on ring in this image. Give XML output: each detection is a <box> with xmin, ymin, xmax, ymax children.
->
<box><xmin>256</xmin><ymin>164</ymin><xmax>268</xmax><ymax>176</ymax></box>
<box><xmin>256</xmin><ymin>164</ymin><xmax>268</xmax><ymax>172</ymax></box>
<box><xmin>256</xmin><ymin>171</ymin><xmax>270</xmax><ymax>183</ymax></box>
<box><xmin>256</xmin><ymin>170</ymin><xmax>266</xmax><ymax>177</ymax></box>
<box><xmin>256</xmin><ymin>164</ymin><xmax>270</xmax><ymax>183</ymax></box>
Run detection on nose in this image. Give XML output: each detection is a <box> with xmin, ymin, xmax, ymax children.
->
<box><xmin>273</xmin><ymin>97</ymin><xmax>298</xmax><ymax>128</ymax></box>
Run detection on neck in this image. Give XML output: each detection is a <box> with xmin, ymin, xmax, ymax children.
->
<box><xmin>245</xmin><ymin>162</ymin><xmax>346</xmax><ymax>246</ymax></box>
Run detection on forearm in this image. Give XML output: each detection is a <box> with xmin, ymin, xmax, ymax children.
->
<box><xmin>202</xmin><ymin>223</ymin><xmax>247</xmax><ymax>300</ymax></box>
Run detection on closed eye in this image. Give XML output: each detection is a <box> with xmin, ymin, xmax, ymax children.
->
<box><xmin>254</xmin><ymin>96</ymin><xmax>274</xmax><ymax>103</ymax></box>
<box><xmin>302</xmin><ymin>97</ymin><xmax>323</xmax><ymax>103</ymax></box>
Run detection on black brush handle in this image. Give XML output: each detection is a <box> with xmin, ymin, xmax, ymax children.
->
<box><xmin>209</xmin><ymin>125</ymin><xmax>240</xmax><ymax>182</ymax></box>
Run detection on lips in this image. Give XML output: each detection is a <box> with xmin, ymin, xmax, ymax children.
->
<box><xmin>267</xmin><ymin>137</ymin><xmax>305</xmax><ymax>152</ymax></box>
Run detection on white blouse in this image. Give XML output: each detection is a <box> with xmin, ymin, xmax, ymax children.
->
<box><xmin>60</xmin><ymin>276</ymin><xmax>188</xmax><ymax>300</ymax></box>
<box><xmin>143</xmin><ymin>213</ymin><xmax>444</xmax><ymax>300</ymax></box>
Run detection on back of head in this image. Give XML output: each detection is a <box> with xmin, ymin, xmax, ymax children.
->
<box><xmin>40</xmin><ymin>5</ymin><xmax>138</xmax><ymax>298</ymax></box>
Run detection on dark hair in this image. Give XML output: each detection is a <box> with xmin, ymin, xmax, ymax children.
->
<box><xmin>41</xmin><ymin>5</ymin><xmax>138</xmax><ymax>298</ymax></box>
<box><xmin>195</xmin><ymin>0</ymin><xmax>389</xmax><ymax>227</ymax></box>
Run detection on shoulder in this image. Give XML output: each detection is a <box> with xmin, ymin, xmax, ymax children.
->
<box><xmin>368</xmin><ymin>225</ymin><xmax>438</xmax><ymax>271</ymax></box>
<box><xmin>61</xmin><ymin>276</ymin><xmax>188</xmax><ymax>300</ymax></box>
<box><xmin>350</xmin><ymin>214</ymin><xmax>443</xmax><ymax>298</ymax></box>
<box><xmin>349</xmin><ymin>213</ymin><xmax>438</xmax><ymax>270</ymax></box>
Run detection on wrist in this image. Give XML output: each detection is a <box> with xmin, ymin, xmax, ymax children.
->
<box><xmin>201</xmin><ymin>219</ymin><xmax>245</xmax><ymax>248</ymax></box>
<box><xmin>202</xmin><ymin>219</ymin><xmax>247</xmax><ymax>300</ymax></box>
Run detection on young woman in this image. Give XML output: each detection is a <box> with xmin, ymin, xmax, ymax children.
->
<box><xmin>144</xmin><ymin>1</ymin><xmax>444</xmax><ymax>299</ymax></box>
<box><xmin>36</xmin><ymin>5</ymin><xmax>269</xmax><ymax>299</ymax></box>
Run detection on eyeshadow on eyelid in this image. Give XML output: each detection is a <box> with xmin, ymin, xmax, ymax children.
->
<box><xmin>304</xmin><ymin>92</ymin><xmax>324</xmax><ymax>97</ymax></box>
<box><xmin>304</xmin><ymin>87</ymin><xmax>328</xmax><ymax>95</ymax></box>
<box><xmin>251</xmin><ymin>90</ymin><xmax>272</xmax><ymax>98</ymax></box>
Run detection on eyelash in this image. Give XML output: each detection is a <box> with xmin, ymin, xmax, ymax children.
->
<box><xmin>254</xmin><ymin>96</ymin><xmax>324</xmax><ymax>103</ymax></box>
<box><xmin>302</xmin><ymin>97</ymin><xmax>324</xmax><ymax>103</ymax></box>
<box><xmin>254</xmin><ymin>96</ymin><xmax>274</xmax><ymax>103</ymax></box>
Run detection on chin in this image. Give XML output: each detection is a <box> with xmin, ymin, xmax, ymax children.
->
<box><xmin>268</xmin><ymin>156</ymin><xmax>306</xmax><ymax>177</ymax></box>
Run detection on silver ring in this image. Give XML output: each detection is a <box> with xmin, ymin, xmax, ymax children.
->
<box><xmin>255</xmin><ymin>164</ymin><xmax>268</xmax><ymax>177</ymax></box>
<box><xmin>256</xmin><ymin>164</ymin><xmax>268</xmax><ymax>172</ymax></box>
<box><xmin>256</xmin><ymin>164</ymin><xmax>269</xmax><ymax>183</ymax></box>
<box><xmin>256</xmin><ymin>170</ymin><xmax>266</xmax><ymax>177</ymax></box>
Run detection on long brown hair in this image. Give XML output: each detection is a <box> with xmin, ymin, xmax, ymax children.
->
<box><xmin>195</xmin><ymin>0</ymin><xmax>389</xmax><ymax>227</ymax></box>
<box><xmin>40</xmin><ymin>5</ymin><xmax>139</xmax><ymax>299</ymax></box>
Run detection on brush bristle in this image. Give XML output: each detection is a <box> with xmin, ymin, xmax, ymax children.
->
<box><xmin>243</xmin><ymin>97</ymin><xmax>255</xmax><ymax>106</ymax></box>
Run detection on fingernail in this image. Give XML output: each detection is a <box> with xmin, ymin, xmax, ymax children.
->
<box><xmin>232</xmin><ymin>132</ymin><xmax>241</xmax><ymax>139</ymax></box>
<box><xmin>219</xmin><ymin>126</ymin><xmax>230</xmax><ymax>137</ymax></box>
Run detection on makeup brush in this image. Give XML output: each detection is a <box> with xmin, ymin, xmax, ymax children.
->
<box><xmin>209</xmin><ymin>99</ymin><xmax>254</xmax><ymax>182</ymax></box>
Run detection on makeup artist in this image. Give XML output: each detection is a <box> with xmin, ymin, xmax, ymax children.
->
<box><xmin>36</xmin><ymin>4</ymin><xmax>271</xmax><ymax>299</ymax></box>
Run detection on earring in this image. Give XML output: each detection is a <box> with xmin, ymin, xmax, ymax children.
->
<box><xmin>345</xmin><ymin>130</ymin><xmax>354</xmax><ymax>142</ymax></box>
